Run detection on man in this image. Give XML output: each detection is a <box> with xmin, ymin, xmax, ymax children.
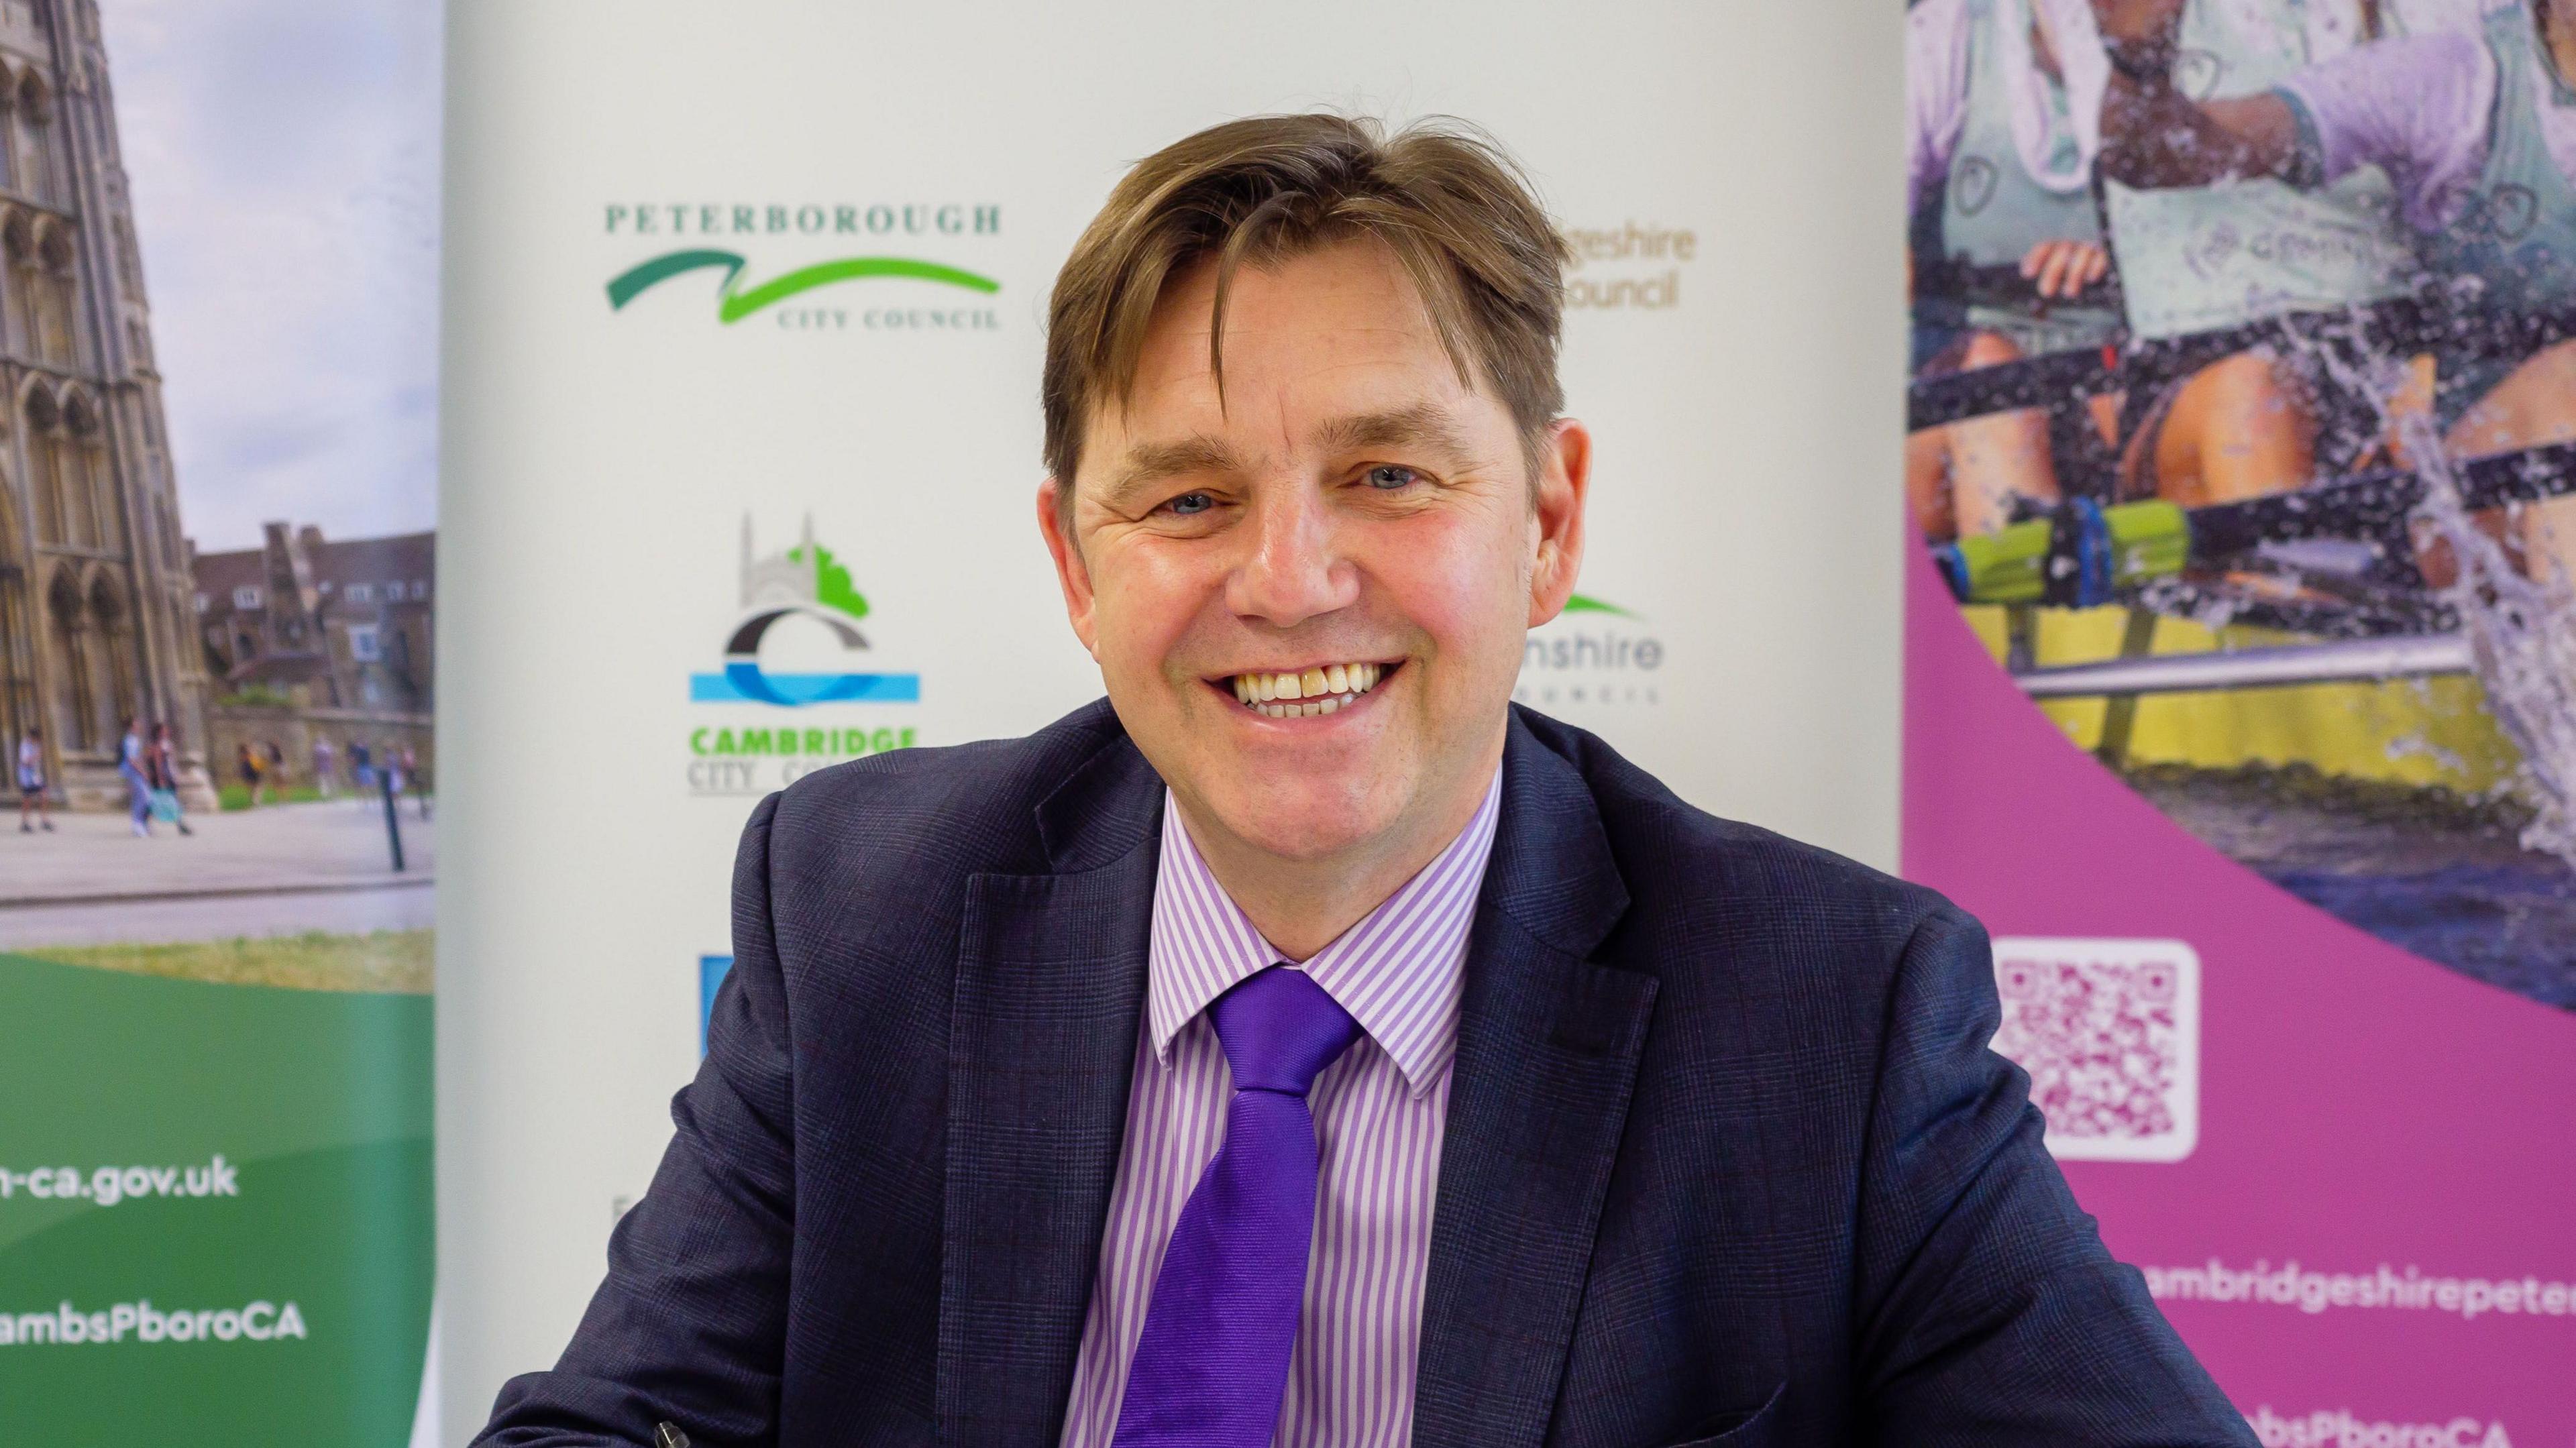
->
<box><xmin>15</xmin><ymin>726</ymin><xmax>52</xmax><ymax>833</ymax></box>
<box><xmin>478</xmin><ymin>115</ymin><xmax>2249</xmax><ymax>1447</ymax></box>
<box><xmin>2092</xmin><ymin>0</ymin><xmax>2576</xmax><ymax>589</ymax></box>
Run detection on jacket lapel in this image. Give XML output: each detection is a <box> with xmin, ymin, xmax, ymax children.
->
<box><xmin>936</xmin><ymin>732</ymin><xmax>1163</xmax><ymax>1447</ymax></box>
<box><xmin>1413</xmin><ymin>715</ymin><xmax>1660</xmax><ymax>1448</ymax></box>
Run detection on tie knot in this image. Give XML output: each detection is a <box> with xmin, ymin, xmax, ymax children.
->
<box><xmin>1209</xmin><ymin>966</ymin><xmax>1361</xmax><ymax>1097</ymax></box>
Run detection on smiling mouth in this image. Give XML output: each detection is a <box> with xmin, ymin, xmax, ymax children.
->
<box><xmin>1224</xmin><ymin>661</ymin><xmax>1391</xmax><ymax>719</ymax></box>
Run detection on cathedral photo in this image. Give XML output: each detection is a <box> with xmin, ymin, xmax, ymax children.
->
<box><xmin>0</xmin><ymin>0</ymin><xmax>206</xmax><ymax>809</ymax></box>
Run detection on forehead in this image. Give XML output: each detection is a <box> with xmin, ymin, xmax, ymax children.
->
<box><xmin>1081</xmin><ymin>239</ymin><xmax>1501</xmax><ymax>478</ymax></box>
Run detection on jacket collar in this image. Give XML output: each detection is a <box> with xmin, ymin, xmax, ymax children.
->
<box><xmin>1411</xmin><ymin>710</ymin><xmax>1658</xmax><ymax>1448</ymax></box>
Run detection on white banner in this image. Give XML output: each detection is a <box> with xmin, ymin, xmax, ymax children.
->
<box><xmin>436</xmin><ymin>2</ymin><xmax>1902</xmax><ymax>1435</ymax></box>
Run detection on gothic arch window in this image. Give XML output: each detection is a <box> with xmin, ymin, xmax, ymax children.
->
<box><xmin>2</xmin><ymin>211</ymin><xmax>31</xmax><ymax>358</ymax></box>
<box><xmin>45</xmin><ymin>564</ymin><xmax>87</xmax><ymax>749</ymax></box>
<box><xmin>23</xmin><ymin>382</ymin><xmax>60</xmax><ymax>544</ymax></box>
<box><xmin>0</xmin><ymin>71</ymin><xmax>19</xmax><ymax>194</ymax></box>
<box><xmin>17</xmin><ymin>73</ymin><xmax>54</xmax><ymax>205</ymax></box>
<box><xmin>88</xmin><ymin>569</ymin><xmax>133</xmax><ymax>735</ymax></box>
<box><xmin>36</xmin><ymin>222</ymin><xmax>75</xmax><ymax>366</ymax></box>
<box><xmin>60</xmin><ymin>387</ymin><xmax>100</xmax><ymax>547</ymax></box>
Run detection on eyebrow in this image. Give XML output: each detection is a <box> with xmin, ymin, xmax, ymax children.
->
<box><xmin>1311</xmin><ymin>403</ymin><xmax>1479</xmax><ymax>463</ymax></box>
<box><xmin>1099</xmin><ymin>435</ymin><xmax>1246</xmax><ymax>515</ymax></box>
<box><xmin>1096</xmin><ymin>402</ymin><xmax>1481</xmax><ymax>516</ymax></box>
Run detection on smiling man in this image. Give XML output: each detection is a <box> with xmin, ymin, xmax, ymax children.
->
<box><xmin>478</xmin><ymin>115</ymin><xmax>2251</xmax><ymax>1448</ymax></box>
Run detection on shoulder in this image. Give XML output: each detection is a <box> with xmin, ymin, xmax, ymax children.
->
<box><xmin>1515</xmin><ymin>708</ymin><xmax>1960</xmax><ymax>999</ymax></box>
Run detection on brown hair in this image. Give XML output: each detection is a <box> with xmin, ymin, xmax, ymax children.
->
<box><xmin>1042</xmin><ymin>113</ymin><xmax>1570</xmax><ymax>512</ymax></box>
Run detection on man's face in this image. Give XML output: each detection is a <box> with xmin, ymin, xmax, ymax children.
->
<box><xmin>1040</xmin><ymin>238</ymin><xmax>1587</xmax><ymax>867</ymax></box>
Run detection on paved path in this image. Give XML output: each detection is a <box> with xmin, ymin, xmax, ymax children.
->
<box><xmin>0</xmin><ymin>881</ymin><xmax>435</xmax><ymax>949</ymax></box>
<box><xmin>0</xmin><ymin>797</ymin><xmax>435</xmax><ymax>946</ymax></box>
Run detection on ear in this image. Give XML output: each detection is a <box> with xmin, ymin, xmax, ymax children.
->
<box><xmin>1525</xmin><ymin>418</ymin><xmax>1591</xmax><ymax>628</ymax></box>
<box><xmin>1036</xmin><ymin>476</ymin><xmax>1102</xmax><ymax>659</ymax></box>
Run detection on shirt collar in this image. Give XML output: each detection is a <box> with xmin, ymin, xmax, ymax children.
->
<box><xmin>1146</xmin><ymin>765</ymin><xmax>1503</xmax><ymax>1098</ymax></box>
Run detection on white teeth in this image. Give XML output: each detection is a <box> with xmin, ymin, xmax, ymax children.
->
<box><xmin>1228</xmin><ymin>662</ymin><xmax>1392</xmax><ymax>716</ymax></box>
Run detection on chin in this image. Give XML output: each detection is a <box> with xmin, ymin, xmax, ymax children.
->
<box><xmin>1203</xmin><ymin>781</ymin><xmax>1399</xmax><ymax>863</ymax></box>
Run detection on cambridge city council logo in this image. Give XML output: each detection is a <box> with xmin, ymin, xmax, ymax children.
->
<box><xmin>692</xmin><ymin>514</ymin><xmax>920</xmax><ymax>707</ymax></box>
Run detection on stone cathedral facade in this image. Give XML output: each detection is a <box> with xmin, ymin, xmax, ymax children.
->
<box><xmin>0</xmin><ymin>0</ymin><xmax>209</xmax><ymax>809</ymax></box>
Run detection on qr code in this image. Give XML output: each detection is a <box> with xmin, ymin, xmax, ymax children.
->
<box><xmin>1989</xmin><ymin>938</ymin><xmax>2200</xmax><ymax>1164</ymax></box>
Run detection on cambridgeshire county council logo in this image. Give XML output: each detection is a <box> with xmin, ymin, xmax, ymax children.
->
<box><xmin>1515</xmin><ymin>592</ymin><xmax>1666</xmax><ymax>710</ymax></box>
<box><xmin>604</xmin><ymin>200</ymin><xmax>1003</xmax><ymax>331</ymax></box>
<box><xmin>693</xmin><ymin>514</ymin><xmax>917</xmax><ymax>706</ymax></box>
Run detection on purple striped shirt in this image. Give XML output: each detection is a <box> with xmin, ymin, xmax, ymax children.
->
<box><xmin>1058</xmin><ymin>768</ymin><xmax>1504</xmax><ymax>1448</ymax></box>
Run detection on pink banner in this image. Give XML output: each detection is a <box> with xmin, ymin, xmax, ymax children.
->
<box><xmin>1902</xmin><ymin>0</ymin><xmax>2576</xmax><ymax>1433</ymax></box>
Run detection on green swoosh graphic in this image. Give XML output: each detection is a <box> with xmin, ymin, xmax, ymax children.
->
<box><xmin>1562</xmin><ymin>593</ymin><xmax>1637</xmax><ymax>617</ymax></box>
<box><xmin>607</xmin><ymin>249</ymin><xmax>1000</xmax><ymax>323</ymax></box>
<box><xmin>606</xmin><ymin>249</ymin><xmax>743</xmax><ymax>310</ymax></box>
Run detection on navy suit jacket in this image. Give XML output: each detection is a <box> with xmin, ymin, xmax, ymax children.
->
<box><xmin>480</xmin><ymin>701</ymin><xmax>2255</xmax><ymax>1447</ymax></box>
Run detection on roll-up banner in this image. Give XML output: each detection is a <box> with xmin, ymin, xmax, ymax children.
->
<box><xmin>436</xmin><ymin>0</ymin><xmax>1902</xmax><ymax>1431</ymax></box>
<box><xmin>1904</xmin><ymin>0</ymin><xmax>2573</xmax><ymax>1437</ymax></box>
<box><xmin>0</xmin><ymin>0</ymin><xmax>441</xmax><ymax>1442</ymax></box>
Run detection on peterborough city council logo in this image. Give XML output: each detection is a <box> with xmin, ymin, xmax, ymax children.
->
<box><xmin>602</xmin><ymin>201</ymin><xmax>1004</xmax><ymax>331</ymax></box>
<box><xmin>692</xmin><ymin>514</ymin><xmax>920</xmax><ymax>707</ymax></box>
<box><xmin>607</xmin><ymin>250</ymin><xmax>998</xmax><ymax>324</ymax></box>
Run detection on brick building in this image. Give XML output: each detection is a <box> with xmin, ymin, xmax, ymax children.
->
<box><xmin>191</xmin><ymin>523</ymin><xmax>435</xmax><ymax>716</ymax></box>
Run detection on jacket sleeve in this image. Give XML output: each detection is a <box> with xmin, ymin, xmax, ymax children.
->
<box><xmin>1851</xmin><ymin>903</ymin><xmax>2255</xmax><ymax>1447</ymax></box>
<box><xmin>476</xmin><ymin>793</ymin><xmax>798</xmax><ymax>1447</ymax></box>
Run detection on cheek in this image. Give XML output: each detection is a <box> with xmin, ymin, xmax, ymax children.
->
<box><xmin>1359</xmin><ymin>512</ymin><xmax>1530</xmax><ymax>675</ymax></box>
<box><xmin>1090</xmin><ymin>543</ymin><xmax>1224</xmax><ymax>680</ymax></box>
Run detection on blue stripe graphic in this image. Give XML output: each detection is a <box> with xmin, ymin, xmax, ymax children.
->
<box><xmin>700</xmin><ymin>954</ymin><xmax>734</xmax><ymax>1057</ymax></box>
<box><xmin>689</xmin><ymin>671</ymin><xmax>921</xmax><ymax>705</ymax></box>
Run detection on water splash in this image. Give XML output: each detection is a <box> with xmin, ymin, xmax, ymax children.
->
<box><xmin>2304</xmin><ymin>327</ymin><xmax>2576</xmax><ymax>869</ymax></box>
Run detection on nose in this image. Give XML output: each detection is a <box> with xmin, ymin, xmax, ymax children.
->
<box><xmin>1227</xmin><ymin>484</ymin><xmax>1358</xmax><ymax>628</ymax></box>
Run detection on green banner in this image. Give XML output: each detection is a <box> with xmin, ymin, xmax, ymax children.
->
<box><xmin>0</xmin><ymin>956</ymin><xmax>433</xmax><ymax>1443</ymax></box>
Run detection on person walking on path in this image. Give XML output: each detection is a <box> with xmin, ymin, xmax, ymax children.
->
<box><xmin>118</xmin><ymin>718</ymin><xmax>152</xmax><ymax>837</ymax></box>
<box><xmin>350</xmin><ymin>740</ymin><xmax>374</xmax><ymax>809</ymax></box>
<box><xmin>15</xmin><ymin>726</ymin><xmax>52</xmax><ymax>833</ymax></box>
<box><xmin>148</xmin><ymin>723</ymin><xmax>195</xmax><ymax>837</ymax></box>
<box><xmin>313</xmin><ymin>736</ymin><xmax>337</xmax><ymax>798</ymax></box>
<box><xmin>236</xmin><ymin>741</ymin><xmax>266</xmax><ymax>808</ymax></box>
<box><xmin>400</xmin><ymin>742</ymin><xmax>427</xmax><ymax>820</ymax></box>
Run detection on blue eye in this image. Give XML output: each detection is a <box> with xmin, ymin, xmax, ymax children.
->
<box><xmin>1366</xmin><ymin>465</ymin><xmax>1419</xmax><ymax>490</ymax></box>
<box><xmin>1165</xmin><ymin>492</ymin><xmax>1215</xmax><ymax>516</ymax></box>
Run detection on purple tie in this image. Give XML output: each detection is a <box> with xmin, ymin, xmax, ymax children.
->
<box><xmin>1110</xmin><ymin>965</ymin><xmax>1362</xmax><ymax>1448</ymax></box>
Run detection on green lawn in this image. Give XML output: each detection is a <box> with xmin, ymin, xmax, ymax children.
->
<box><xmin>21</xmin><ymin>928</ymin><xmax>433</xmax><ymax>993</ymax></box>
<box><xmin>214</xmin><ymin>783</ymin><xmax>327</xmax><ymax>812</ymax></box>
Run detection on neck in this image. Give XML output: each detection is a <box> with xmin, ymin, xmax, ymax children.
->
<box><xmin>1175</xmin><ymin>728</ymin><xmax>1504</xmax><ymax>962</ymax></box>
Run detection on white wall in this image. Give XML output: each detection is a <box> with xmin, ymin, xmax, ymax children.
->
<box><xmin>435</xmin><ymin>1</ymin><xmax>1902</xmax><ymax>1436</ymax></box>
